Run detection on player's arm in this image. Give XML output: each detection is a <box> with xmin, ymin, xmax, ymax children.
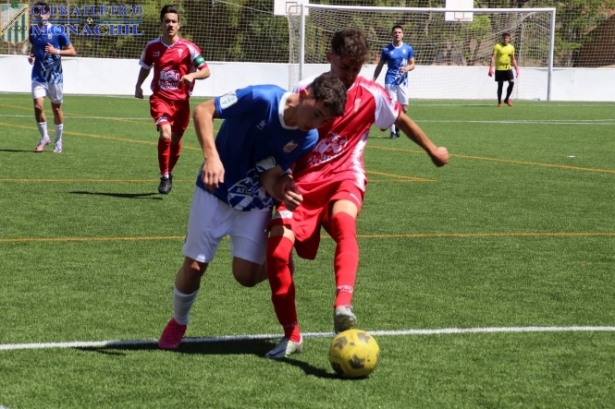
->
<box><xmin>488</xmin><ymin>49</ymin><xmax>496</xmax><ymax>77</ymax></box>
<box><xmin>511</xmin><ymin>52</ymin><xmax>519</xmax><ymax>77</ymax></box>
<box><xmin>27</xmin><ymin>42</ymin><xmax>34</xmax><ymax>65</ymax></box>
<box><xmin>44</xmin><ymin>43</ymin><xmax>76</xmax><ymax>57</ymax></box>
<box><xmin>405</xmin><ymin>56</ymin><xmax>416</xmax><ymax>73</ymax></box>
<box><xmin>260</xmin><ymin>166</ymin><xmax>303</xmax><ymax>211</ymax></box>
<box><xmin>134</xmin><ymin>68</ymin><xmax>151</xmax><ymax>99</ymax></box>
<box><xmin>372</xmin><ymin>59</ymin><xmax>386</xmax><ymax>81</ymax></box>
<box><xmin>193</xmin><ymin>100</ymin><xmax>224</xmax><ymax>190</ymax></box>
<box><xmin>181</xmin><ymin>65</ymin><xmax>210</xmax><ymax>85</ymax></box>
<box><xmin>395</xmin><ymin>113</ymin><xmax>449</xmax><ymax>167</ymax></box>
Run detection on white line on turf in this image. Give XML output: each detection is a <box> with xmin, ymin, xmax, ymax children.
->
<box><xmin>1</xmin><ymin>113</ymin><xmax>614</xmax><ymax>125</ymax></box>
<box><xmin>2</xmin><ymin>326</ymin><xmax>615</xmax><ymax>351</ymax></box>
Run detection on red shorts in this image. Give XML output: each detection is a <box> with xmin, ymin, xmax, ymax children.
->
<box><xmin>149</xmin><ymin>95</ymin><xmax>191</xmax><ymax>136</ymax></box>
<box><xmin>270</xmin><ymin>179</ymin><xmax>364</xmax><ymax>260</ymax></box>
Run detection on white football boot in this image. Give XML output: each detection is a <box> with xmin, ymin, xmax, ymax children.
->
<box><xmin>265</xmin><ymin>336</ymin><xmax>304</xmax><ymax>359</ymax></box>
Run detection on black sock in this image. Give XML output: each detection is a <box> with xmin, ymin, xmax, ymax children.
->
<box><xmin>497</xmin><ymin>82</ymin><xmax>504</xmax><ymax>103</ymax></box>
<box><xmin>505</xmin><ymin>82</ymin><xmax>514</xmax><ymax>101</ymax></box>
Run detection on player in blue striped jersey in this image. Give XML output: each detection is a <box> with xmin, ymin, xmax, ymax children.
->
<box><xmin>158</xmin><ymin>72</ymin><xmax>347</xmax><ymax>350</ymax></box>
<box><xmin>29</xmin><ymin>1</ymin><xmax>76</xmax><ymax>153</ymax></box>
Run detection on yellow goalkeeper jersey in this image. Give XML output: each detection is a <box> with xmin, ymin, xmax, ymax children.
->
<box><xmin>493</xmin><ymin>43</ymin><xmax>515</xmax><ymax>71</ymax></box>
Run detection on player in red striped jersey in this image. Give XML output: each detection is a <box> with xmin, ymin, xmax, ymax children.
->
<box><xmin>264</xmin><ymin>29</ymin><xmax>449</xmax><ymax>359</ymax></box>
<box><xmin>135</xmin><ymin>5</ymin><xmax>211</xmax><ymax>194</ymax></box>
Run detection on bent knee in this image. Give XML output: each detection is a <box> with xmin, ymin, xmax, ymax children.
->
<box><xmin>232</xmin><ymin>260</ymin><xmax>266</xmax><ymax>287</ymax></box>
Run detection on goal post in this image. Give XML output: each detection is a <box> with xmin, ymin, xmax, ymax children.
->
<box><xmin>289</xmin><ymin>4</ymin><xmax>556</xmax><ymax>101</ymax></box>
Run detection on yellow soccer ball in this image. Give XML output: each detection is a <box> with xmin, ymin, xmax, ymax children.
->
<box><xmin>328</xmin><ymin>329</ymin><xmax>380</xmax><ymax>378</ymax></box>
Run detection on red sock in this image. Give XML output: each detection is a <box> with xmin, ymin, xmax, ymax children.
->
<box><xmin>267</xmin><ymin>235</ymin><xmax>301</xmax><ymax>342</ymax></box>
<box><xmin>330</xmin><ymin>212</ymin><xmax>359</xmax><ymax>307</ymax></box>
<box><xmin>169</xmin><ymin>140</ymin><xmax>183</xmax><ymax>173</ymax></box>
<box><xmin>158</xmin><ymin>138</ymin><xmax>171</xmax><ymax>177</ymax></box>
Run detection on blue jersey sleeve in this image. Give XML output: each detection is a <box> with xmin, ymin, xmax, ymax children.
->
<box><xmin>407</xmin><ymin>45</ymin><xmax>415</xmax><ymax>59</ymax></box>
<box><xmin>380</xmin><ymin>47</ymin><xmax>388</xmax><ymax>62</ymax></box>
<box><xmin>59</xmin><ymin>32</ymin><xmax>71</xmax><ymax>48</ymax></box>
<box><xmin>214</xmin><ymin>86</ymin><xmax>265</xmax><ymax>119</ymax></box>
<box><xmin>276</xmin><ymin>129</ymin><xmax>318</xmax><ymax>172</ymax></box>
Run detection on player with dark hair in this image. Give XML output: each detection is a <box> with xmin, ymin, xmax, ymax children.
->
<box><xmin>265</xmin><ymin>29</ymin><xmax>449</xmax><ymax>359</ymax></box>
<box><xmin>30</xmin><ymin>1</ymin><xmax>77</xmax><ymax>153</ymax></box>
<box><xmin>157</xmin><ymin>72</ymin><xmax>347</xmax><ymax>350</ymax></box>
<box><xmin>489</xmin><ymin>32</ymin><xmax>519</xmax><ymax>107</ymax></box>
<box><xmin>373</xmin><ymin>25</ymin><xmax>415</xmax><ymax>139</ymax></box>
<box><xmin>135</xmin><ymin>4</ymin><xmax>211</xmax><ymax>194</ymax></box>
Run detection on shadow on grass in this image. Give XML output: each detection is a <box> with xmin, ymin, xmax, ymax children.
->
<box><xmin>70</xmin><ymin>191</ymin><xmax>162</xmax><ymax>200</ymax></box>
<box><xmin>75</xmin><ymin>338</ymin><xmax>344</xmax><ymax>379</ymax></box>
<box><xmin>75</xmin><ymin>338</ymin><xmax>274</xmax><ymax>357</ymax></box>
<box><xmin>0</xmin><ymin>148</ymin><xmax>38</xmax><ymax>153</ymax></box>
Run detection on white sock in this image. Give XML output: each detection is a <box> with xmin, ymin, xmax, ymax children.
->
<box><xmin>390</xmin><ymin>125</ymin><xmax>396</xmax><ymax>134</ymax></box>
<box><xmin>54</xmin><ymin>123</ymin><xmax>64</xmax><ymax>144</ymax></box>
<box><xmin>37</xmin><ymin>122</ymin><xmax>49</xmax><ymax>141</ymax></box>
<box><xmin>172</xmin><ymin>287</ymin><xmax>198</xmax><ymax>325</ymax></box>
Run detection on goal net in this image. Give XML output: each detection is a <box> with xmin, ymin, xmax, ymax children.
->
<box><xmin>287</xmin><ymin>5</ymin><xmax>556</xmax><ymax>101</ymax></box>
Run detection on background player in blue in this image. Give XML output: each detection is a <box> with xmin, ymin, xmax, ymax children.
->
<box><xmin>373</xmin><ymin>25</ymin><xmax>415</xmax><ymax>139</ymax></box>
<box><xmin>29</xmin><ymin>1</ymin><xmax>76</xmax><ymax>154</ymax></box>
<box><xmin>157</xmin><ymin>72</ymin><xmax>347</xmax><ymax>349</ymax></box>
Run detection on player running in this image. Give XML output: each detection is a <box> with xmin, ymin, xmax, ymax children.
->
<box><xmin>157</xmin><ymin>72</ymin><xmax>347</xmax><ymax>350</ymax></box>
<box><xmin>373</xmin><ymin>25</ymin><xmax>415</xmax><ymax>139</ymax></box>
<box><xmin>135</xmin><ymin>4</ymin><xmax>211</xmax><ymax>194</ymax></box>
<box><xmin>265</xmin><ymin>29</ymin><xmax>449</xmax><ymax>359</ymax></box>
<box><xmin>488</xmin><ymin>32</ymin><xmax>519</xmax><ymax>107</ymax></box>
<box><xmin>29</xmin><ymin>1</ymin><xmax>77</xmax><ymax>154</ymax></box>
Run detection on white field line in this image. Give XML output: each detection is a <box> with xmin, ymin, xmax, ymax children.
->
<box><xmin>0</xmin><ymin>114</ymin><xmax>614</xmax><ymax>126</ymax></box>
<box><xmin>2</xmin><ymin>326</ymin><xmax>615</xmax><ymax>351</ymax></box>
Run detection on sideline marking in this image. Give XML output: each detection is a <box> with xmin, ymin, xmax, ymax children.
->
<box><xmin>2</xmin><ymin>326</ymin><xmax>615</xmax><ymax>351</ymax></box>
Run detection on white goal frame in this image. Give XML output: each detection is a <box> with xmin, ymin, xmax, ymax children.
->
<box><xmin>294</xmin><ymin>4</ymin><xmax>556</xmax><ymax>101</ymax></box>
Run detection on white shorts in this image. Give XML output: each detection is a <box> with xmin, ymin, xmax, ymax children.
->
<box><xmin>182</xmin><ymin>187</ymin><xmax>272</xmax><ymax>264</ymax></box>
<box><xmin>385</xmin><ymin>84</ymin><xmax>409</xmax><ymax>107</ymax></box>
<box><xmin>32</xmin><ymin>81</ymin><xmax>64</xmax><ymax>104</ymax></box>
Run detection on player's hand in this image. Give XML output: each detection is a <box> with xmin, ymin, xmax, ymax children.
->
<box><xmin>44</xmin><ymin>43</ymin><xmax>58</xmax><ymax>55</ymax></box>
<box><xmin>274</xmin><ymin>174</ymin><xmax>303</xmax><ymax>211</ymax></box>
<box><xmin>201</xmin><ymin>156</ymin><xmax>225</xmax><ymax>192</ymax></box>
<box><xmin>181</xmin><ymin>74</ymin><xmax>194</xmax><ymax>85</ymax></box>
<box><xmin>28</xmin><ymin>54</ymin><xmax>35</xmax><ymax>65</ymax></box>
<box><xmin>488</xmin><ymin>68</ymin><xmax>494</xmax><ymax>77</ymax></box>
<box><xmin>134</xmin><ymin>86</ymin><xmax>143</xmax><ymax>99</ymax></box>
<box><xmin>515</xmin><ymin>68</ymin><xmax>520</xmax><ymax>78</ymax></box>
<box><xmin>429</xmin><ymin>146</ymin><xmax>449</xmax><ymax>167</ymax></box>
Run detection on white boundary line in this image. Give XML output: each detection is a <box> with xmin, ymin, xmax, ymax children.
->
<box><xmin>1</xmin><ymin>114</ymin><xmax>614</xmax><ymax>125</ymax></box>
<box><xmin>2</xmin><ymin>326</ymin><xmax>615</xmax><ymax>351</ymax></box>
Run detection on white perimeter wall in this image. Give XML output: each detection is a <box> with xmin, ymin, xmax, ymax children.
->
<box><xmin>1</xmin><ymin>55</ymin><xmax>614</xmax><ymax>102</ymax></box>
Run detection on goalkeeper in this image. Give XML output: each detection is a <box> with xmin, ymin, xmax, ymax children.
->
<box><xmin>488</xmin><ymin>32</ymin><xmax>519</xmax><ymax>107</ymax></box>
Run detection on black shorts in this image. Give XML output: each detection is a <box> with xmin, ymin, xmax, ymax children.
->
<box><xmin>495</xmin><ymin>70</ymin><xmax>514</xmax><ymax>82</ymax></box>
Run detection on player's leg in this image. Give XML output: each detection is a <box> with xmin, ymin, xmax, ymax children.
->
<box><xmin>32</xmin><ymin>82</ymin><xmax>50</xmax><ymax>152</ymax></box>
<box><xmin>385</xmin><ymin>84</ymin><xmax>398</xmax><ymax>138</ymax></box>
<box><xmin>229</xmin><ymin>207</ymin><xmax>271</xmax><ymax>287</ymax></box>
<box><xmin>397</xmin><ymin>86</ymin><xmax>410</xmax><ymax>137</ymax></box>
<box><xmin>158</xmin><ymin>255</ymin><xmax>210</xmax><ymax>349</ymax></box>
<box><xmin>324</xmin><ymin>184</ymin><xmax>363</xmax><ymax>333</ymax></box>
<box><xmin>265</xmin><ymin>222</ymin><xmax>304</xmax><ymax>358</ymax></box>
<box><xmin>159</xmin><ymin>188</ymin><xmax>229</xmax><ymax>349</ymax></box>
<box><xmin>168</xmin><ymin>99</ymin><xmax>190</xmax><ymax>179</ymax></box>
<box><xmin>504</xmin><ymin>71</ymin><xmax>515</xmax><ymax>106</ymax></box>
<box><xmin>49</xmin><ymin>83</ymin><xmax>65</xmax><ymax>153</ymax></box>
<box><xmin>495</xmin><ymin>71</ymin><xmax>505</xmax><ymax>107</ymax></box>
<box><xmin>150</xmin><ymin>95</ymin><xmax>174</xmax><ymax>193</ymax></box>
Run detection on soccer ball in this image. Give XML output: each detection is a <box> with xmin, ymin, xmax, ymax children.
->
<box><xmin>328</xmin><ymin>329</ymin><xmax>380</xmax><ymax>378</ymax></box>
